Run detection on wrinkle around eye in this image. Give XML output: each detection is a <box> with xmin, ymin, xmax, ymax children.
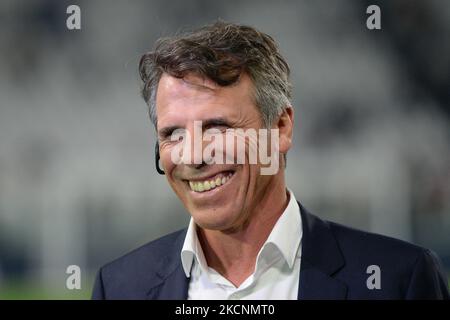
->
<box><xmin>159</xmin><ymin>138</ymin><xmax>182</xmax><ymax>151</ymax></box>
<box><xmin>204</xmin><ymin>126</ymin><xmax>229</xmax><ymax>134</ymax></box>
<box><xmin>159</xmin><ymin>127</ymin><xmax>187</xmax><ymax>141</ymax></box>
<box><xmin>160</xmin><ymin>136</ymin><xmax>185</xmax><ymax>147</ymax></box>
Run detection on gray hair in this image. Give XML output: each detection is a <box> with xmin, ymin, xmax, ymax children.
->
<box><xmin>139</xmin><ymin>21</ymin><xmax>292</xmax><ymax>129</ymax></box>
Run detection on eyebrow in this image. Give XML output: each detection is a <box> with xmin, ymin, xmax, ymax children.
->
<box><xmin>158</xmin><ymin>117</ymin><xmax>232</xmax><ymax>138</ymax></box>
<box><xmin>158</xmin><ymin>125</ymin><xmax>180</xmax><ymax>138</ymax></box>
<box><xmin>202</xmin><ymin>117</ymin><xmax>232</xmax><ymax>129</ymax></box>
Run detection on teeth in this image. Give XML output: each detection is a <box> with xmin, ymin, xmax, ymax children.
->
<box><xmin>188</xmin><ymin>172</ymin><xmax>233</xmax><ymax>193</ymax></box>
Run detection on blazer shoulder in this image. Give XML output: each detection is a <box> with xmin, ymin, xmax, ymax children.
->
<box><xmin>324</xmin><ymin>218</ymin><xmax>440</xmax><ymax>282</ymax></box>
<box><xmin>300</xmin><ymin>202</ymin><xmax>426</xmax><ymax>263</ymax></box>
<box><xmin>326</xmin><ymin>219</ymin><xmax>449</xmax><ymax>298</ymax></box>
<box><xmin>327</xmin><ymin>219</ymin><xmax>426</xmax><ymax>262</ymax></box>
<box><xmin>93</xmin><ymin>228</ymin><xmax>187</xmax><ymax>299</ymax></box>
<box><xmin>101</xmin><ymin>228</ymin><xmax>187</xmax><ymax>274</ymax></box>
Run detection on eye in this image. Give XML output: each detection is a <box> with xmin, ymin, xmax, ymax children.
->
<box><xmin>204</xmin><ymin>124</ymin><xmax>229</xmax><ymax>132</ymax></box>
<box><xmin>159</xmin><ymin>127</ymin><xmax>185</xmax><ymax>141</ymax></box>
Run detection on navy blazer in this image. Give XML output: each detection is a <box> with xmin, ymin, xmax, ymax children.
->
<box><xmin>92</xmin><ymin>202</ymin><xmax>449</xmax><ymax>299</ymax></box>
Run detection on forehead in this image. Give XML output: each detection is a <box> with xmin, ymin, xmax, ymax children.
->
<box><xmin>155</xmin><ymin>72</ymin><xmax>256</xmax><ymax>125</ymax></box>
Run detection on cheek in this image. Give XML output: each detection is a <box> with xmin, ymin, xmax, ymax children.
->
<box><xmin>160</xmin><ymin>146</ymin><xmax>176</xmax><ymax>174</ymax></box>
<box><xmin>250</xmin><ymin>165</ymin><xmax>269</xmax><ymax>193</ymax></box>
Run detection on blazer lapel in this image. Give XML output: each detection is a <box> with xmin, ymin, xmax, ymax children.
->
<box><xmin>297</xmin><ymin>202</ymin><xmax>348</xmax><ymax>299</ymax></box>
<box><xmin>145</xmin><ymin>201</ymin><xmax>348</xmax><ymax>300</ymax></box>
<box><xmin>146</xmin><ymin>229</ymin><xmax>190</xmax><ymax>300</ymax></box>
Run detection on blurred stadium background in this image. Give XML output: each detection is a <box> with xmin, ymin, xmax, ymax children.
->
<box><xmin>0</xmin><ymin>0</ymin><xmax>449</xmax><ymax>299</ymax></box>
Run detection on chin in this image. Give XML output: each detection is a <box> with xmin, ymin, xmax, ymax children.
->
<box><xmin>189</xmin><ymin>205</ymin><xmax>241</xmax><ymax>231</ymax></box>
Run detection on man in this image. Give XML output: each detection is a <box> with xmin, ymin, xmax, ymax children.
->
<box><xmin>92</xmin><ymin>21</ymin><xmax>449</xmax><ymax>299</ymax></box>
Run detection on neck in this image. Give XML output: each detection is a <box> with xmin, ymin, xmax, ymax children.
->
<box><xmin>197</xmin><ymin>175</ymin><xmax>289</xmax><ymax>287</ymax></box>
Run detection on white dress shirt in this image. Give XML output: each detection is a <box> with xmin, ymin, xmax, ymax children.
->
<box><xmin>180</xmin><ymin>189</ymin><xmax>303</xmax><ymax>300</ymax></box>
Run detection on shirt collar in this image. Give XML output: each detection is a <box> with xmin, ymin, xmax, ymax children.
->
<box><xmin>180</xmin><ymin>189</ymin><xmax>302</xmax><ymax>277</ymax></box>
<box><xmin>180</xmin><ymin>217</ymin><xmax>208</xmax><ymax>277</ymax></box>
<box><xmin>262</xmin><ymin>190</ymin><xmax>302</xmax><ymax>269</ymax></box>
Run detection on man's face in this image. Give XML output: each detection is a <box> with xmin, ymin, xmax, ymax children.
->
<box><xmin>155</xmin><ymin>72</ymin><xmax>278</xmax><ymax>232</ymax></box>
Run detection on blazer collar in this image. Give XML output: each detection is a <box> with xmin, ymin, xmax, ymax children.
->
<box><xmin>146</xmin><ymin>201</ymin><xmax>347</xmax><ymax>300</ymax></box>
<box><xmin>297</xmin><ymin>202</ymin><xmax>347</xmax><ymax>299</ymax></box>
<box><xmin>146</xmin><ymin>229</ymin><xmax>190</xmax><ymax>300</ymax></box>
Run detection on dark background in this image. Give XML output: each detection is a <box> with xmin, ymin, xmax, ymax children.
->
<box><xmin>0</xmin><ymin>0</ymin><xmax>449</xmax><ymax>298</ymax></box>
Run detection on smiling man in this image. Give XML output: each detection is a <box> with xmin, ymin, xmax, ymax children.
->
<box><xmin>92</xmin><ymin>21</ymin><xmax>449</xmax><ymax>300</ymax></box>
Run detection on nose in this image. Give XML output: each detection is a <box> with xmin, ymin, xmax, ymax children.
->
<box><xmin>187</xmin><ymin>161</ymin><xmax>207</xmax><ymax>170</ymax></box>
<box><xmin>179</xmin><ymin>121</ymin><xmax>213</xmax><ymax>167</ymax></box>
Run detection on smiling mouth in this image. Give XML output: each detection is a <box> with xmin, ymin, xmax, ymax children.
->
<box><xmin>186</xmin><ymin>171</ymin><xmax>235</xmax><ymax>193</ymax></box>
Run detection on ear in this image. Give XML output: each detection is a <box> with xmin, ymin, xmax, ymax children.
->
<box><xmin>275</xmin><ymin>107</ymin><xmax>294</xmax><ymax>154</ymax></box>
